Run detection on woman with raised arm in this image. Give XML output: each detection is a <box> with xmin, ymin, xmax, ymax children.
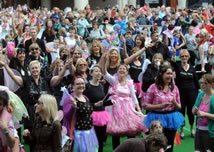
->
<box><xmin>102</xmin><ymin>54</ymin><xmax>147</xmax><ymax>150</ymax></box>
<box><xmin>195</xmin><ymin>29</ymin><xmax>211</xmax><ymax>79</ymax></box>
<box><xmin>124</xmin><ymin>47</ymin><xmax>146</xmax><ymax>102</ymax></box>
<box><xmin>171</xmin><ymin>49</ymin><xmax>200</xmax><ymax>139</ymax></box>
<box><xmin>0</xmin><ymin>57</ymin><xmax>72</xmax><ymax>130</ymax></box>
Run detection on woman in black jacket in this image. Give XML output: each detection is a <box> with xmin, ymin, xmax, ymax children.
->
<box><xmin>171</xmin><ymin>49</ymin><xmax>200</xmax><ymax>139</ymax></box>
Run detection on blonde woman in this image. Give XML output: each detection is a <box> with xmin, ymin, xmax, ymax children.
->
<box><xmin>75</xmin><ymin>58</ymin><xmax>89</xmax><ymax>81</ymax></box>
<box><xmin>0</xmin><ymin>59</ymin><xmax>71</xmax><ymax>130</ymax></box>
<box><xmin>106</xmin><ymin>47</ymin><xmax>121</xmax><ymax>75</ymax></box>
<box><xmin>23</xmin><ymin>94</ymin><xmax>62</xmax><ymax>152</ymax></box>
<box><xmin>195</xmin><ymin>29</ymin><xmax>211</xmax><ymax>79</ymax></box>
<box><xmin>172</xmin><ymin>49</ymin><xmax>200</xmax><ymax>139</ymax></box>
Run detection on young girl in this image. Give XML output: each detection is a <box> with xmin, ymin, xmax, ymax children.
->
<box><xmin>149</xmin><ymin>120</ymin><xmax>163</xmax><ymax>134</ymax></box>
<box><xmin>79</xmin><ymin>40</ymin><xmax>89</xmax><ymax>59</ymax></box>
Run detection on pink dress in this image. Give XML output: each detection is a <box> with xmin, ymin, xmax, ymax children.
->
<box><xmin>105</xmin><ymin>74</ymin><xmax>147</xmax><ymax>136</ymax></box>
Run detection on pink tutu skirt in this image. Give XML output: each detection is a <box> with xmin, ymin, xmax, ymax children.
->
<box><xmin>91</xmin><ymin>111</ymin><xmax>111</xmax><ymax>126</ymax></box>
<box><xmin>106</xmin><ymin>95</ymin><xmax>147</xmax><ymax>136</ymax></box>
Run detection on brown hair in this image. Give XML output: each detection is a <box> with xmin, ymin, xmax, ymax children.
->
<box><xmin>45</xmin><ymin>19</ymin><xmax>55</xmax><ymax>36</ymax></box>
<box><xmin>118</xmin><ymin>63</ymin><xmax>129</xmax><ymax>73</ymax></box>
<box><xmin>90</xmin><ymin>64</ymin><xmax>102</xmax><ymax>73</ymax></box>
<box><xmin>150</xmin><ymin>120</ymin><xmax>163</xmax><ymax>131</ymax></box>
<box><xmin>202</xmin><ymin>74</ymin><xmax>214</xmax><ymax>89</ymax></box>
<box><xmin>155</xmin><ymin>64</ymin><xmax>174</xmax><ymax>90</ymax></box>
<box><xmin>135</xmin><ymin>34</ymin><xmax>145</xmax><ymax>49</ymax></box>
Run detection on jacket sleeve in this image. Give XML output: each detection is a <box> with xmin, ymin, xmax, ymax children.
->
<box><xmin>63</xmin><ymin>96</ymin><xmax>74</xmax><ymax>120</ymax></box>
<box><xmin>192</xmin><ymin>91</ymin><xmax>204</xmax><ymax>109</ymax></box>
<box><xmin>52</xmin><ymin>120</ymin><xmax>62</xmax><ymax>152</ymax></box>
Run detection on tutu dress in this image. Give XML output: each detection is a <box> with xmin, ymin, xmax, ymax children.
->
<box><xmin>104</xmin><ymin>73</ymin><xmax>147</xmax><ymax>136</ymax></box>
<box><xmin>0</xmin><ymin>86</ymin><xmax>29</xmax><ymax>129</ymax></box>
<box><xmin>84</xmin><ymin>82</ymin><xmax>111</xmax><ymax>126</ymax></box>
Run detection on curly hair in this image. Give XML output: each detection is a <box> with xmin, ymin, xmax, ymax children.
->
<box><xmin>145</xmin><ymin>133</ymin><xmax>168</xmax><ymax>151</ymax></box>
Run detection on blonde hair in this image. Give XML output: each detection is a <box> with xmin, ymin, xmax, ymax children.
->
<box><xmin>75</xmin><ymin>58</ymin><xmax>88</xmax><ymax>68</ymax></box>
<box><xmin>202</xmin><ymin>74</ymin><xmax>214</xmax><ymax>89</ymax></box>
<box><xmin>106</xmin><ymin>48</ymin><xmax>121</xmax><ymax>69</ymax></box>
<box><xmin>179</xmin><ymin>49</ymin><xmax>190</xmax><ymax>58</ymax></box>
<box><xmin>29</xmin><ymin>60</ymin><xmax>40</xmax><ymax>69</ymax></box>
<box><xmin>89</xmin><ymin>41</ymin><xmax>104</xmax><ymax>55</ymax></box>
<box><xmin>200</xmin><ymin>29</ymin><xmax>209</xmax><ymax>39</ymax></box>
<box><xmin>152</xmin><ymin>53</ymin><xmax>164</xmax><ymax>64</ymax></box>
<box><xmin>30</xmin><ymin>26</ymin><xmax>38</xmax><ymax>32</ymax></box>
<box><xmin>29</xmin><ymin>43</ymin><xmax>41</xmax><ymax>52</ymax></box>
<box><xmin>39</xmin><ymin>94</ymin><xmax>58</xmax><ymax>124</ymax></box>
<box><xmin>131</xmin><ymin>47</ymin><xmax>140</xmax><ymax>55</ymax></box>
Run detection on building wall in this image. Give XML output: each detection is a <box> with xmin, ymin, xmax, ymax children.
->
<box><xmin>89</xmin><ymin>0</ymin><xmax>117</xmax><ymax>9</ymax></box>
<box><xmin>52</xmin><ymin>0</ymin><xmax>74</xmax><ymax>9</ymax></box>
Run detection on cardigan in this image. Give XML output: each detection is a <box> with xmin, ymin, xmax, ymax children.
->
<box><xmin>193</xmin><ymin>91</ymin><xmax>214</xmax><ymax>137</ymax></box>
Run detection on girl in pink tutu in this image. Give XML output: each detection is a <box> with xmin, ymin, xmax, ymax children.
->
<box><xmin>84</xmin><ymin>64</ymin><xmax>113</xmax><ymax>152</ymax></box>
<box><xmin>102</xmin><ymin>57</ymin><xmax>147</xmax><ymax>149</ymax></box>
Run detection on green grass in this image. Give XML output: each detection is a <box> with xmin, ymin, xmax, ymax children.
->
<box><xmin>103</xmin><ymin>115</ymin><xmax>195</xmax><ymax>152</ymax></box>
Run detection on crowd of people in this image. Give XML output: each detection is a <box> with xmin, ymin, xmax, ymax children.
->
<box><xmin>0</xmin><ymin>2</ymin><xmax>214</xmax><ymax>152</ymax></box>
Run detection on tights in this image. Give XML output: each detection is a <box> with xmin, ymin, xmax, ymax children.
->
<box><xmin>163</xmin><ymin>128</ymin><xmax>177</xmax><ymax>152</ymax></box>
<box><xmin>94</xmin><ymin>125</ymin><xmax>107</xmax><ymax>152</ymax></box>
<box><xmin>180</xmin><ymin>88</ymin><xmax>197</xmax><ymax>126</ymax></box>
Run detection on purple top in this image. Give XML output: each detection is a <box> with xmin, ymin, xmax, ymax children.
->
<box><xmin>63</xmin><ymin>94</ymin><xmax>76</xmax><ymax>137</ymax></box>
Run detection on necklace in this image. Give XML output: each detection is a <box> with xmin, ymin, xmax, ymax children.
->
<box><xmin>182</xmin><ymin>63</ymin><xmax>189</xmax><ymax>71</ymax></box>
<box><xmin>89</xmin><ymin>80</ymin><xmax>99</xmax><ymax>86</ymax></box>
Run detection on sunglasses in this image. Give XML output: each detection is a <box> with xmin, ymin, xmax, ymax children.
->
<box><xmin>180</xmin><ymin>55</ymin><xmax>189</xmax><ymax>58</ymax></box>
<box><xmin>31</xmin><ymin>48</ymin><xmax>39</xmax><ymax>51</ymax></box>
<box><xmin>79</xmin><ymin>64</ymin><xmax>87</xmax><ymax>66</ymax></box>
